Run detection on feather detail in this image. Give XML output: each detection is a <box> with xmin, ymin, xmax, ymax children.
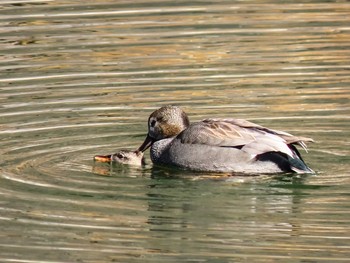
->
<box><xmin>178</xmin><ymin>118</ymin><xmax>313</xmax><ymax>157</ymax></box>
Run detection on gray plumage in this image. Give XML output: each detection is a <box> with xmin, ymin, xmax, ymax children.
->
<box><xmin>138</xmin><ymin>106</ymin><xmax>314</xmax><ymax>174</ymax></box>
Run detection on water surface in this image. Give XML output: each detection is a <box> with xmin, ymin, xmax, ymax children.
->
<box><xmin>0</xmin><ymin>1</ymin><xmax>349</xmax><ymax>262</ymax></box>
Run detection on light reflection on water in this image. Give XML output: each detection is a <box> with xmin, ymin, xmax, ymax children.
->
<box><xmin>0</xmin><ymin>0</ymin><xmax>350</xmax><ymax>262</ymax></box>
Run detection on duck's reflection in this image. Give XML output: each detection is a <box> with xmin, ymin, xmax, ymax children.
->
<box><xmin>92</xmin><ymin>159</ymin><xmax>312</xmax><ymax>257</ymax></box>
<box><xmin>142</xmin><ymin>169</ymin><xmax>312</xmax><ymax>259</ymax></box>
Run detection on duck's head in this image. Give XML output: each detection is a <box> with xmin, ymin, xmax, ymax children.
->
<box><xmin>112</xmin><ymin>150</ymin><xmax>145</xmax><ymax>166</ymax></box>
<box><xmin>137</xmin><ymin>105</ymin><xmax>190</xmax><ymax>152</ymax></box>
<box><xmin>94</xmin><ymin>149</ymin><xmax>144</xmax><ymax>166</ymax></box>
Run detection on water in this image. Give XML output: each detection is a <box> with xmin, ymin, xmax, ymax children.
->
<box><xmin>1</xmin><ymin>1</ymin><xmax>349</xmax><ymax>262</ymax></box>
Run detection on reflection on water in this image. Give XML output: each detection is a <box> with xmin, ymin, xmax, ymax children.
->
<box><xmin>0</xmin><ymin>0</ymin><xmax>350</xmax><ymax>262</ymax></box>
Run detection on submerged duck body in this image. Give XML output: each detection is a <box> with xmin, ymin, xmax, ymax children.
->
<box><xmin>138</xmin><ymin>106</ymin><xmax>314</xmax><ymax>174</ymax></box>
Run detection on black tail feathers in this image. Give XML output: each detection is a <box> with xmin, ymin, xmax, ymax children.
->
<box><xmin>257</xmin><ymin>145</ymin><xmax>314</xmax><ymax>174</ymax></box>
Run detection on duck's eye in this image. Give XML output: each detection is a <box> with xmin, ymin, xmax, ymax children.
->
<box><xmin>116</xmin><ymin>153</ymin><xmax>125</xmax><ymax>159</ymax></box>
<box><xmin>150</xmin><ymin>119</ymin><xmax>156</xmax><ymax>127</ymax></box>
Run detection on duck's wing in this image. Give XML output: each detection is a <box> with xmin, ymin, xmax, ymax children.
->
<box><xmin>178</xmin><ymin>118</ymin><xmax>313</xmax><ymax>158</ymax></box>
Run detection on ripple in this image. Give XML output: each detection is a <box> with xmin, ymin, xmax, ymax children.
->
<box><xmin>0</xmin><ymin>0</ymin><xmax>350</xmax><ymax>262</ymax></box>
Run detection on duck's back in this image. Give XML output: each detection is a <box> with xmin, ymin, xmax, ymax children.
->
<box><xmin>150</xmin><ymin>118</ymin><xmax>313</xmax><ymax>174</ymax></box>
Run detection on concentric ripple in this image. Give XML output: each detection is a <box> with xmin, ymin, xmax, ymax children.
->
<box><xmin>0</xmin><ymin>0</ymin><xmax>350</xmax><ymax>262</ymax></box>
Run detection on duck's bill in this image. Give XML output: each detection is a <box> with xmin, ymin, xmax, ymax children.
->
<box><xmin>94</xmin><ymin>154</ymin><xmax>112</xmax><ymax>163</ymax></box>
<box><xmin>137</xmin><ymin>134</ymin><xmax>154</xmax><ymax>152</ymax></box>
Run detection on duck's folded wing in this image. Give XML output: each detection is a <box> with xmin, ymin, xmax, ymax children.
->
<box><xmin>178</xmin><ymin>118</ymin><xmax>313</xmax><ymax>158</ymax></box>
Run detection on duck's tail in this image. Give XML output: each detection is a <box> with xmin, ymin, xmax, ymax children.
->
<box><xmin>257</xmin><ymin>144</ymin><xmax>314</xmax><ymax>174</ymax></box>
<box><xmin>288</xmin><ymin>144</ymin><xmax>314</xmax><ymax>174</ymax></box>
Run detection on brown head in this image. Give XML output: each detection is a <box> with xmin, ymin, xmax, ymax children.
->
<box><xmin>137</xmin><ymin>106</ymin><xmax>190</xmax><ymax>152</ymax></box>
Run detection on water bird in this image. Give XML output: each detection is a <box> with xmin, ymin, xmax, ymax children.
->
<box><xmin>94</xmin><ymin>150</ymin><xmax>145</xmax><ymax>166</ymax></box>
<box><xmin>137</xmin><ymin>105</ymin><xmax>314</xmax><ymax>174</ymax></box>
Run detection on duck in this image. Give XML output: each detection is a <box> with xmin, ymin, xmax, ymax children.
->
<box><xmin>94</xmin><ymin>150</ymin><xmax>145</xmax><ymax>166</ymax></box>
<box><xmin>137</xmin><ymin>105</ymin><xmax>314</xmax><ymax>174</ymax></box>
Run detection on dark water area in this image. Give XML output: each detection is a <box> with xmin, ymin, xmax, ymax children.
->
<box><xmin>0</xmin><ymin>1</ymin><xmax>349</xmax><ymax>262</ymax></box>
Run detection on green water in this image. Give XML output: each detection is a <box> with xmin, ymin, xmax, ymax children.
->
<box><xmin>0</xmin><ymin>1</ymin><xmax>349</xmax><ymax>262</ymax></box>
